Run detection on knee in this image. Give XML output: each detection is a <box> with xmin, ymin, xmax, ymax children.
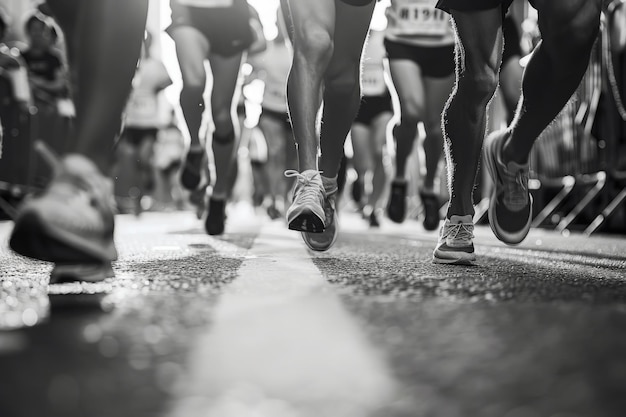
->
<box><xmin>212</xmin><ymin>109</ymin><xmax>235</xmax><ymax>136</ymax></box>
<box><xmin>180</xmin><ymin>83</ymin><xmax>204</xmax><ymax>103</ymax></box>
<box><xmin>459</xmin><ymin>64</ymin><xmax>499</xmax><ymax>107</ymax></box>
<box><xmin>398</xmin><ymin>102</ymin><xmax>423</xmax><ymax>128</ymax></box>
<box><xmin>294</xmin><ymin>26</ymin><xmax>334</xmax><ymax>66</ymax></box>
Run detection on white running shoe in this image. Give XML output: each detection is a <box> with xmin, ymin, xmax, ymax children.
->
<box><xmin>10</xmin><ymin>142</ymin><xmax>117</xmax><ymax>281</ymax></box>
<box><xmin>432</xmin><ymin>215</ymin><xmax>476</xmax><ymax>265</ymax></box>
<box><xmin>285</xmin><ymin>169</ymin><xmax>325</xmax><ymax>233</ymax></box>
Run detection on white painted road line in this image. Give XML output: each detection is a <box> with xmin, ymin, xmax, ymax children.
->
<box><xmin>169</xmin><ymin>221</ymin><xmax>397</xmax><ymax>417</ymax></box>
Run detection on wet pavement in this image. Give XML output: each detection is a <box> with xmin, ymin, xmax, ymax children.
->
<box><xmin>1</xmin><ymin>207</ymin><xmax>625</xmax><ymax>417</ymax></box>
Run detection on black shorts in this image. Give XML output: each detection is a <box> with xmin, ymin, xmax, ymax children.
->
<box><xmin>384</xmin><ymin>39</ymin><xmax>455</xmax><ymax>78</ymax></box>
<box><xmin>338</xmin><ymin>0</ymin><xmax>376</xmax><ymax>6</ymax></box>
<box><xmin>167</xmin><ymin>0</ymin><xmax>253</xmax><ymax>57</ymax></box>
<box><xmin>354</xmin><ymin>93</ymin><xmax>392</xmax><ymax>126</ymax></box>
<box><xmin>121</xmin><ymin>127</ymin><xmax>158</xmax><ymax>147</ymax></box>
<box><xmin>436</xmin><ymin>0</ymin><xmax>514</xmax><ymax>14</ymax></box>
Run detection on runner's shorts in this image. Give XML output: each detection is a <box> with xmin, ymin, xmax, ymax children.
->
<box><xmin>354</xmin><ymin>93</ymin><xmax>393</xmax><ymax>126</ymax></box>
<box><xmin>384</xmin><ymin>39</ymin><xmax>455</xmax><ymax>78</ymax></box>
<box><xmin>339</xmin><ymin>0</ymin><xmax>376</xmax><ymax>6</ymax></box>
<box><xmin>167</xmin><ymin>0</ymin><xmax>253</xmax><ymax>57</ymax></box>
<box><xmin>435</xmin><ymin>0</ymin><xmax>515</xmax><ymax>14</ymax></box>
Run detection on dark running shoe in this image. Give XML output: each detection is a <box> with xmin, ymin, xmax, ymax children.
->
<box><xmin>484</xmin><ymin>130</ymin><xmax>532</xmax><ymax>245</ymax></box>
<box><xmin>205</xmin><ymin>197</ymin><xmax>226</xmax><ymax>236</ymax></box>
<box><xmin>351</xmin><ymin>178</ymin><xmax>364</xmax><ymax>207</ymax></box>
<box><xmin>369</xmin><ymin>210</ymin><xmax>380</xmax><ymax>228</ymax></box>
<box><xmin>387</xmin><ymin>178</ymin><xmax>407</xmax><ymax>223</ymax></box>
<box><xmin>419</xmin><ymin>190</ymin><xmax>441</xmax><ymax>231</ymax></box>
<box><xmin>180</xmin><ymin>147</ymin><xmax>205</xmax><ymax>191</ymax></box>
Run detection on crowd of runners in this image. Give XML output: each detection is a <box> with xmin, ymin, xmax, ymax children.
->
<box><xmin>0</xmin><ymin>0</ymin><xmax>624</xmax><ymax>281</ymax></box>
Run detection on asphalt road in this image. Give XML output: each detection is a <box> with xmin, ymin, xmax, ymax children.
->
<box><xmin>1</xmin><ymin>207</ymin><xmax>625</xmax><ymax>417</ymax></box>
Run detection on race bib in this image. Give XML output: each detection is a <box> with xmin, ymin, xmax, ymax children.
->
<box><xmin>176</xmin><ymin>0</ymin><xmax>233</xmax><ymax>7</ymax></box>
<box><xmin>390</xmin><ymin>0</ymin><xmax>449</xmax><ymax>37</ymax></box>
<box><xmin>361</xmin><ymin>63</ymin><xmax>387</xmax><ymax>96</ymax></box>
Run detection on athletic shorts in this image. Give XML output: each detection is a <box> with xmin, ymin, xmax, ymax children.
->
<box><xmin>167</xmin><ymin>0</ymin><xmax>253</xmax><ymax>57</ymax></box>
<box><xmin>384</xmin><ymin>39</ymin><xmax>455</xmax><ymax>78</ymax></box>
<box><xmin>436</xmin><ymin>0</ymin><xmax>535</xmax><ymax>17</ymax></box>
<box><xmin>354</xmin><ymin>93</ymin><xmax>392</xmax><ymax>126</ymax></box>
<box><xmin>339</xmin><ymin>0</ymin><xmax>376</xmax><ymax>6</ymax></box>
<box><xmin>121</xmin><ymin>127</ymin><xmax>159</xmax><ymax>147</ymax></box>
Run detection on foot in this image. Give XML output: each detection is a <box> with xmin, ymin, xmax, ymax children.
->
<box><xmin>10</xmin><ymin>143</ymin><xmax>117</xmax><ymax>280</ymax></box>
<box><xmin>285</xmin><ymin>170</ymin><xmax>325</xmax><ymax>233</ymax></box>
<box><xmin>369</xmin><ymin>210</ymin><xmax>380</xmax><ymax>228</ymax></box>
<box><xmin>484</xmin><ymin>130</ymin><xmax>533</xmax><ymax>245</ymax></box>
<box><xmin>419</xmin><ymin>190</ymin><xmax>441</xmax><ymax>231</ymax></box>
<box><xmin>301</xmin><ymin>177</ymin><xmax>338</xmax><ymax>251</ymax></box>
<box><xmin>205</xmin><ymin>197</ymin><xmax>226</xmax><ymax>236</ymax></box>
<box><xmin>387</xmin><ymin>178</ymin><xmax>407</xmax><ymax>223</ymax></box>
<box><xmin>180</xmin><ymin>147</ymin><xmax>205</xmax><ymax>191</ymax></box>
<box><xmin>432</xmin><ymin>215</ymin><xmax>476</xmax><ymax>265</ymax></box>
<box><xmin>50</xmin><ymin>262</ymin><xmax>115</xmax><ymax>284</ymax></box>
<box><xmin>351</xmin><ymin>178</ymin><xmax>364</xmax><ymax>208</ymax></box>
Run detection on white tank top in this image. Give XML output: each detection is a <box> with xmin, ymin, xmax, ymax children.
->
<box><xmin>176</xmin><ymin>0</ymin><xmax>233</xmax><ymax>7</ymax></box>
<box><xmin>384</xmin><ymin>0</ymin><xmax>455</xmax><ymax>47</ymax></box>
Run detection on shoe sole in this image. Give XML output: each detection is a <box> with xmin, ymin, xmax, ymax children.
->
<box><xmin>288</xmin><ymin>212</ymin><xmax>325</xmax><ymax>233</ymax></box>
<box><xmin>484</xmin><ymin>133</ymin><xmax>532</xmax><ymax>245</ymax></box>
<box><xmin>50</xmin><ymin>262</ymin><xmax>114</xmax><ymax>284</ymax></box>
<box><xmin>10</xmin><ymin>211</ymin><xmax>116</xmax><ymax>263</ymax></box>
<box><xmin>432</xmin><ymin>256</ymin><xmax>476</xmax><ymax>266</ymax></box>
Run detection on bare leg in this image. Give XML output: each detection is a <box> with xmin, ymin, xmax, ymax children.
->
<box><xmin>318</xmin><ymin>1</ymin><xmax>376</xmax><ymax>178</ymax></box>
<box><xmin>443</xmin><ymin>8</ymin><xmax>503</xmax><ymax>218</ymax></box>
<box><xmin>47</xmin><ymin>0</ymin><xmax>148</xmax><ymax>173</ymax></box>
<box><xmin>503</xmin><ymin>0</ymin><xmax>601</xmax><ymax>164</ymax></box>
<box><xmin>208</xmin><ymin>52</ymin><xmax>245</xmax><ymax>200</ymax></box>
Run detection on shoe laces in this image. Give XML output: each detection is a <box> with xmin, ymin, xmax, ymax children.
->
<box><xmin>285</xmin><ymin>169</ymin><xmax>324</xmax><ymax>206</ymax></box>
<box><xmin>442</xmin><ymin>222</ymin><xmax>474</xmax><ymax>246</ymax></box>
<box><xmin>500</xmin><ymin>163</ymin><xmax>529</xmax><ymax>210</ymax></box>
<box><xmin>36</xmin><ymin>141</ymin><xmax>116</xmax><ymax>214</ymax></box>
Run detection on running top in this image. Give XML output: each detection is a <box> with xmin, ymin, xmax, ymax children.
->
<box><xmin>385</xmin><ymin>0</ymin><xmax>455</xmax><ymax>47</ymax></box>
<box><xmin>175</xmin><ymin>0</ymin><xmax>234</xmax><ymax>7</ymax></box>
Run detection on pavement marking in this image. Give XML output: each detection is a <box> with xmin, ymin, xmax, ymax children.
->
<box><xmin>169</xmin><ymin>220</ymin><xmax>397</xmax><ymax>417</ymax></box>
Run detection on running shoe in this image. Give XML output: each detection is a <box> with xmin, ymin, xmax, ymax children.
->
<box><xmin>432</xmin><ymin>215</ymin><xmax>476</xmax><ymax>265</ymax></box>
<box><xmin>10</xmin><ymin>142</ymin><xmax>117</xmax><ymax>277</ymax></box>
<box><xmin>369</xmin><ymin>210</ymin><xmax>380</xmax><ymax>228</ymax></box>
<box><xmin>419</xmin><ymin>190</ymin><xmax>441</xmax><ymax>231</ymax></box>
<box><xmin>301</xmin><ymin>179</ymin><xmax>338</xmax><ymax>251</ymax></box>
<box><xmin>205</xmin><ymin>197</ymin><xmax>226</xmax><ymax>236</ymax></box>
<box><xmin>50</xmin><ymin>262</ymin><xmax>115</xmax><ymax>284</ymax></box>
<box><xmin>484</xmin><ymin>130</ymin><xmax>533</xmax><ymax>245</ymax></box>
<box><xmin>180</xmin><ymin>147</ymin><xmax>205</xmax><ymax>191</ymax></box>
<box><xmin>351</xmin><ymin>178</ymin><xmax>364</xmax><ymax>208</ymax></box>
<box><xmin>387</xmin><ymin>178</ymin><xmax>407</xmax><ymax>223</ymax></box>
<box><xmin>189</xmin><ymin>186</ymin><xmax>207</xmax><ymax>220</ymax></box>
<box><xmin>285</xmin><ymin>170</ymin><xmax>325</xmax><ymax>233</ymax></box>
